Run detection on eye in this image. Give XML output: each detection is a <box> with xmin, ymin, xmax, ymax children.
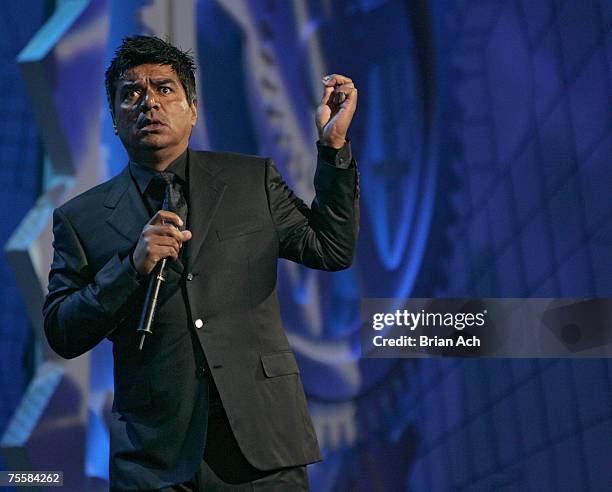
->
<box><xmin>159</xmin><ymin>86</ymin><xmax>172</xmax><ymax>95</ymax></box>
<box><xmin>122</xmin><ymin>88</ymin><xmax>140</xmax><ymax>101</ymax></box>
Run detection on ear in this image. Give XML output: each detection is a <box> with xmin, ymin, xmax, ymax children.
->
<box><xmin>190</xmin><ymin>99</ymin><xmax>198</xmax><ymax>127</ymax></box>
<box><xmin>110</xmin><ymin>108</ymin><xmax>118</xmax><ymax>134</ymax></box>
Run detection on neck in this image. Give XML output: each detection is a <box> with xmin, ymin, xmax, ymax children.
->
<box><xmin>128</xmin><ymin>145</ymin><xmax>187</xmax><ymax>172</ymax></box>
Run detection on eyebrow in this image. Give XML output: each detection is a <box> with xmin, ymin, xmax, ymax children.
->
<box><xmin>120</xmin><ymin>79</ymin><xmax>178</xmax><ymax>91</ymax></box>
<box><xmin>119</xmin><ymin>78</ymin><xmax>178</xmax><ymax>87</ymax></box>
<box><xmin>150</xmin><ymin>78</ymin><xmax>178</xmax><ymax>86</ymax></box>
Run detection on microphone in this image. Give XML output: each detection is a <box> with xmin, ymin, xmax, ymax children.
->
<box><xmin>137</xmin><ymin>176</ymin><xmax>178</xmax><ymax>351</ymax></box>
<box><xmin>137</xmin><ymin>255</ymin><xmax>168</xmax><ymax>350</ymax></box>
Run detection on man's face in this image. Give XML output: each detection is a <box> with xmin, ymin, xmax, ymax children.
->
<box><xmin>113</xmin><ymin>63</ymin><xmax>197</xmax><ymax>160</ymax></box>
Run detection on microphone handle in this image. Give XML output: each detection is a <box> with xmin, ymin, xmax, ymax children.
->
<box><xmin>137</xmin><ymin>257</ymin><xmax>168</xmax><ymax>350</ymax></box>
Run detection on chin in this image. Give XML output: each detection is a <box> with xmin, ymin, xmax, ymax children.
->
<box><xmin>134</xmin><ymin>136</ymin><xmax>170</xmax><ymax>150</ymax></box>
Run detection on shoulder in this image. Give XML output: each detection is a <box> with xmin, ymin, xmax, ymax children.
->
<box><xmin>57</xmin><ymin>169</ymin><xmax>128</xmax><ymax>219</ymax></box>
<box><xmin>190</xmin><ymin>149</ymin><xmax>269</xmax><ymax>169</ymax></box>
<box><xmin>189</xmin><ymin>148</ymin><xmax>273</xmax><ymax>184</ymax></box>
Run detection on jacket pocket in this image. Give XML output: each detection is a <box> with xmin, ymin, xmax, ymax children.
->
<box><xmin>114</xmin><ymin>377</ymin><xmax>151</xmax><ymax>410</ymax></box>
<box><xmin>261</xmin><ymin>350</ymin><xmax>300</xmax><ymax>378</ymax></box>
<box><xmin>216</xmin><ymin>220</ymin><xmax>263</xmax><ymax>241</ymax></box>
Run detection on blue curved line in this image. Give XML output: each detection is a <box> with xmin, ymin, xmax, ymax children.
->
<box><xmin>362</xmin><ymin>65</ymin><xmax>427</xmax><ymax>270</ymax></box>
<box><xmin>392</xmin><ymin>111</ymin><xmax>439</xmax><ymax>300</ymax></box>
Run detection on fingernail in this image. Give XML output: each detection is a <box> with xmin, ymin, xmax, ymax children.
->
<box><xmin>178</xmin><ymin>218</ymin><xmax>183</xmax><ymax>226</ymax></box>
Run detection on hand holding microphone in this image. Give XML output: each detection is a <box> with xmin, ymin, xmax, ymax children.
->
<box><xmin>134</xmin><ymin>209</ymin><xmax>192</xmax><ymax>350</ymax></box>
<box><xmin>131</xmin><ymin>210</ymin><xmax>192</xmax><ymax>275</ymax></box>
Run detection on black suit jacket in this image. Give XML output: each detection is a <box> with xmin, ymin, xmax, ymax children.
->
<box><xmin>43</xmin><ymin>148</ymin><xmax>359</xmax><ymax>490</ymax></box>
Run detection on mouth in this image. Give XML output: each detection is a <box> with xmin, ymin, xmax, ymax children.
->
<box><xmin>137</xmin><ymin>118</ymin><xmax>165</xmax><ymax>131</ymax></box>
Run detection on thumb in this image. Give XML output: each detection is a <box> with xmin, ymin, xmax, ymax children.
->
<box><xmin>319</xmin><ymin>85</ymin><xmax>334</xmax><ymax>106</ymax></box>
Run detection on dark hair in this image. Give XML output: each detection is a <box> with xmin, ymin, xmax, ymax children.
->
<box><xmin>105</xmin><ymin>36</ymin><xmax>197</xmax><ymax>118</ymax></box>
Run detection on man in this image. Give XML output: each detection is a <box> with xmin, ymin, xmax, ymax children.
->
<box><xmin>43</xmin><ymin>36</ymin><xmax>358</xmax><ymax>491</ymax></box>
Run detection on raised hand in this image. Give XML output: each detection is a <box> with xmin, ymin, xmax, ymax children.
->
<box><xmin>316</xmin><ymin>73</ymin><xmax>358</xmax><ymax>149</ymax></box>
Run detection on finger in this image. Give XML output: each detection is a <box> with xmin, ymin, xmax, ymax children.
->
<box><xmin>346</xmin><ymin>87</ymin><xmax>358</xmax><ymax>105</ymax></box>
<box><xmin>335</xmin><ymin>86</ymin><xmax>357</xmax><ymax>107</ymax></box>
<box><xmin>142</xmin><ymin>237</ymin><xmax>180</xmax><ymax>262</ymax></box>
<box><xmin>147</xmin><ymin>224</ymin><xmax>187</xmax><ymax>243</ymax></box>
<box><xmin>343</xmin><ymin>86</ymin><xmax>358</xmax><ymax>102</ymax></box>
<box><xmin>149</xmin><ymin>210</ymin><xmax>183</xmax><ymax>228</ymax></box>
<box><xmin>151</xmin><ymin>245</ymin><xmax>180</xmax><ymax>261</ymax></box>
<box><xmin>321</xmin><ymin>74</ymin><xmax>353</xmax><ymax>87</ymax></box>
<box><xmin>147</xmin><ymin>248</ymin><xmax>176</xmax><ymax>265</ymax></box>
<box><xmin>322</xmin><ymin>74</ymin><xmax>353</xmax><ymax>86</ymax></box>
<box><xmin>334</xmin><ymin>82</ymin><xmax>355</xmax><ymax>91</ymax></box>
<box><xmin>320</xmin><ymin>85</ymin><xmax>334</xmax><ymax>106</ymax></box>
<box><xmin>333</xmin><ymin>83</ymin><xmax>356</xmax><ymax>103</ymax></box>
<box><xmin>149</xmin><ymin>235</ymin><xmax>181</xmax><ymax>251</ymax></box>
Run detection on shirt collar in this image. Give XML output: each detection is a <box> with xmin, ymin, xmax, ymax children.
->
<box><xmin>129</xmin><ymin>149</ymin><xmax>188</xmax><ymax>195</ymax></box>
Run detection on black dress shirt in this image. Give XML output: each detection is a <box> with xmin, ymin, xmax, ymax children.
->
<box><xmin>129</xmin><ymin>149</ymin><xmax>189</xmax><ymax>218</ymax></box>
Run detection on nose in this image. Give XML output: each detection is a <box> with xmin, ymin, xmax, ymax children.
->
<box><xmin>140</xmin><ymin>90</ymin><xmax>159</xmax><ymax>111</ymax></box>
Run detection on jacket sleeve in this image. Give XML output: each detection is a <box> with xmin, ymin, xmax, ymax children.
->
<box><xmin>265</xmin><ymin>147</ymin><xmax>360</xmax><ymax>271</ymax></box>
<box><xmin>42</xmin><ymin>207</ymin><xmax>144</xmax><ymax>359</ymax></box>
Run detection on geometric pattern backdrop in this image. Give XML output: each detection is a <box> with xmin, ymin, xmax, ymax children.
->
<box><xmin>407</xmin><ymin>1</ymin><xmax>612</xmax><ymax>490</ymax></box>
<box><xmin>0</xmin><ymin>0</ymin><xmax>45</xmax><ymax>454</ymax></box>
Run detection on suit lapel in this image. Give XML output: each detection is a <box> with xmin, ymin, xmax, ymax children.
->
<box><xmin>104</xmin><ymin>166</ymin><xmax>150</xmax><ymax>245</ymax></box>
<box><xmin>186</xmin><ymin>149</ymin><xmax>227</xmax><ymax>270</ymax></box>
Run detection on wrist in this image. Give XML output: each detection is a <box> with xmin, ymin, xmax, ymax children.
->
<box><xmin>128</xmin><ymin>251</ymin><xmax>146</xmax><ymax>279</ymax></box>
<box><xmin>319</xmin><ymin>138</ymin><xmax>346</xmax><ymax>150</ymax></box>
<box><xmin>316</xmin><ymin>139</ymin><xmax>352</xmax><ymax>168</ymax></box>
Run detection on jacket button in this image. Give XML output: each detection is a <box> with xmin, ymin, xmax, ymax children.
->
<box><xmin>186</xmin><ymin>273</ymin><xmax>194</xmax><ymax>281</ymax></box>
<box><xmin>195</xmin><ymin>319</ymin><xmax>204</xmax><ymax>329</ymax></box>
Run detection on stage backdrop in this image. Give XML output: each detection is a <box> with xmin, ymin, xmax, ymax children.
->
<box><xmin>1</xmin><ymin>0</ymin><xmax>611</xmax><ymax>491</ymax></box>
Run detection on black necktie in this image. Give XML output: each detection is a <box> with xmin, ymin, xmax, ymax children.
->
<box><xmin>149</xmin><ymin>172</ymin><xmax>188</xmax><ymax>268</ymax></box>
<box><xmin>149</xmin><ymin>172</ymin><xmax>188</xmax><ymax>228</ymax></box>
